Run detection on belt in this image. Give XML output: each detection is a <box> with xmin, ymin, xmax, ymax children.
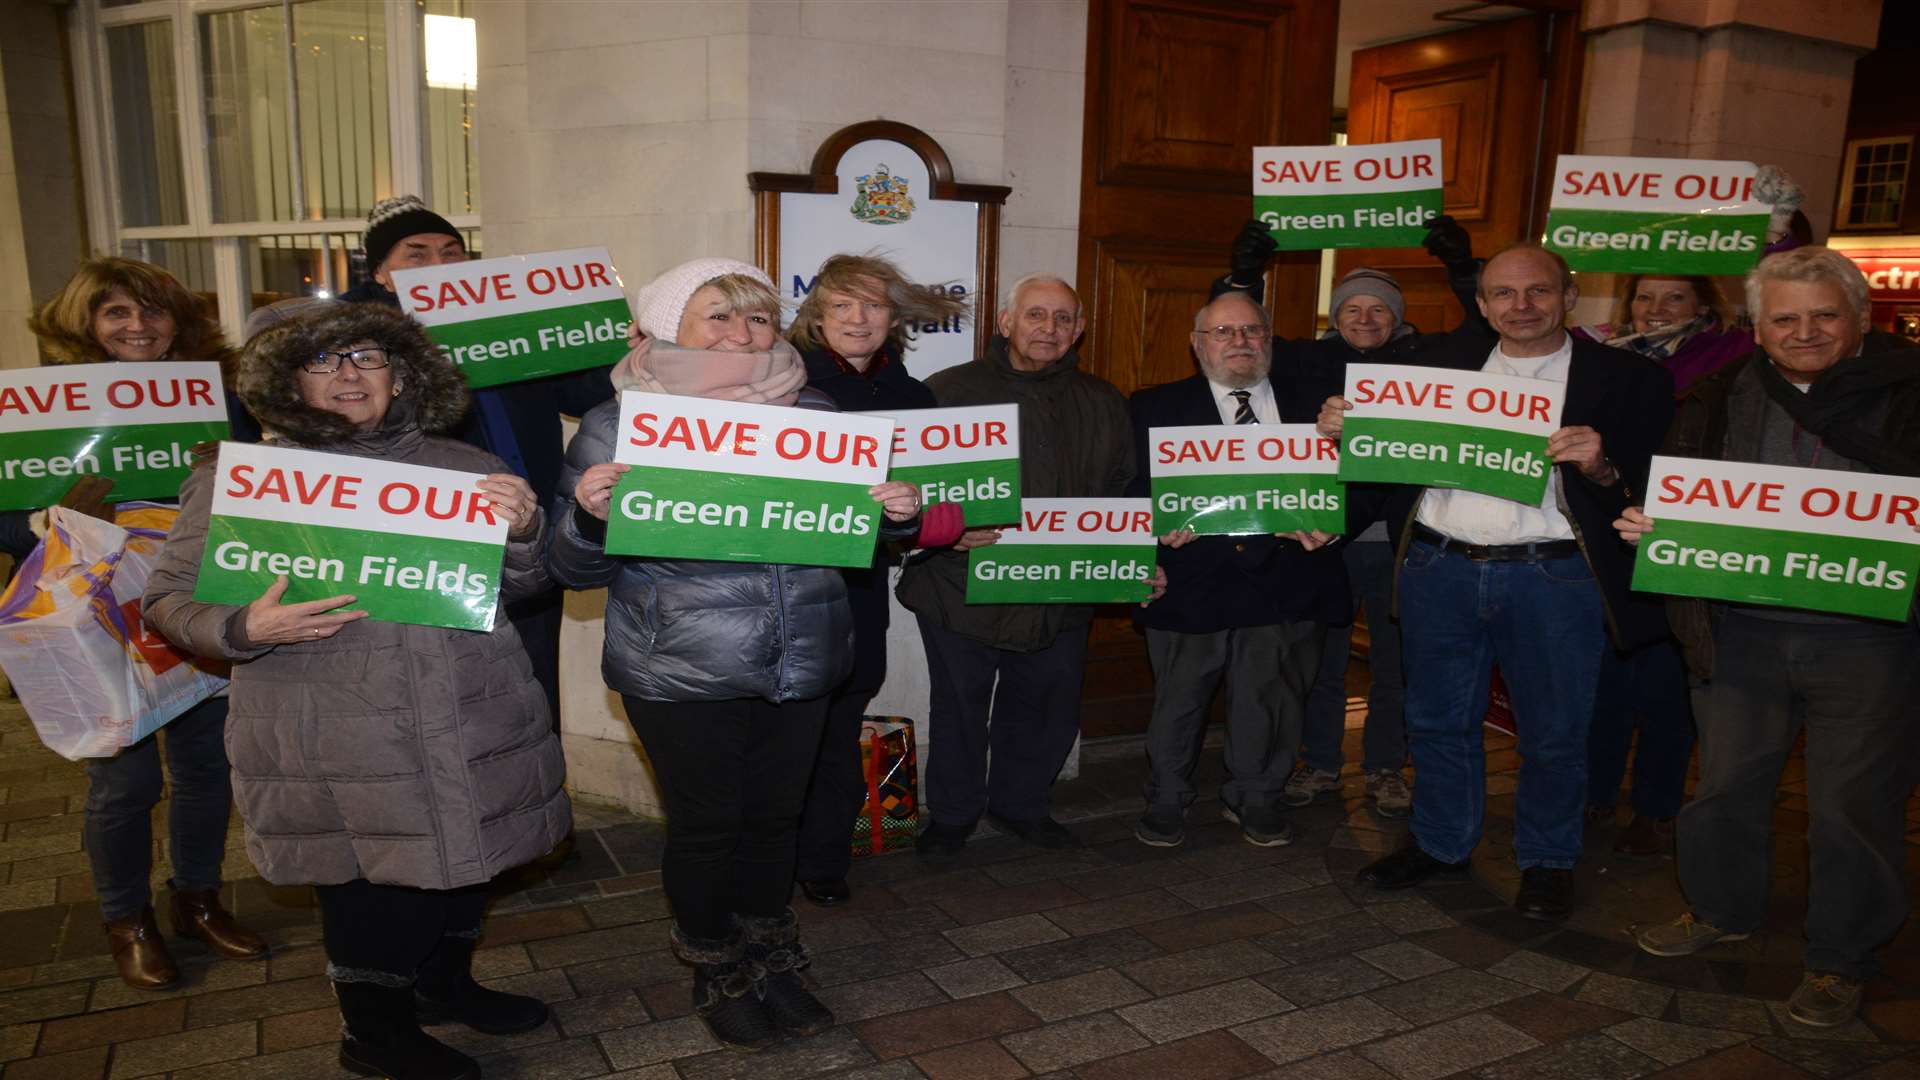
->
<box><xmin>1412</xmin><ymin>524</ymin><xmax>1580</xmax><ymax>563</ymax></box>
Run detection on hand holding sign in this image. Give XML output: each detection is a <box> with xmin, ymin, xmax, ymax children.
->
<box><xmin>242</xmin><ymin>575</ymin><xmax>369</xmax><ymax>646</ymax></box>
<box><xmin>870</xmin><ymin>480</ymin><xmax>921</xmax><ymax>522</ymax></box>
<box><xmin>953</xmin><ymin>528</ymin><xmax>1001</xmax><ymax>552</ymax></box>
<box><xmin>1615</xmin><ymin>505</ymin><xmax>1654</xmax><ymax>545</ymax></box>
<box><xmin>476</xmin><ymin>473</ymin><xmax>540</xmax><ymax>539</ymax></box>
<box><xmin>575</xmin><ymin>462</ymin><xmax>630</xmax><ymax>522</ymax></box>
<box><xmin>1317</xmin><ymin>396</ymin><xmax>1350</xmax><ymax>439</ymax></box>
<box><xmin>1547</xmin><ymin>426</ymin><xmax>1616</xmax><ymax>485</ymax></box>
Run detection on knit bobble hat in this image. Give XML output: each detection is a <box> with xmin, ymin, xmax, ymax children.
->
<box><xmin>634</xmin><ymin>257</ymin><xmax>775</xmax><ymax>342</ymax></box>
<box><xmin>1329</xmin><ymin>268</ymin><xmax>1406</xmax><ymax>326</ymax></box>
<box><xmin>363</xmin><ymin>195</ymin><xmax>463</xmax><ymax>272</ymax></box>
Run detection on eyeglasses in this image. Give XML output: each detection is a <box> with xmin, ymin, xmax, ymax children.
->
<box><xmin>1197</xmin><ymin>324</ymin><xmax>1271</xmax><ymax>343</ymax></box>
<box><xmin>303</xmin><ymin>347</ymin><xmax>391</xmax><ymax>374</ymax></box>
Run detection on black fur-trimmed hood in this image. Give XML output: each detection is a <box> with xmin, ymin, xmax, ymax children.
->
<box><xmin>237</xmin><ymin>302</ymin><xmax>470</xmax><ymax>444</ymax></box>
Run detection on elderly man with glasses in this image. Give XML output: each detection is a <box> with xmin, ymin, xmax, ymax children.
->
<box><xmin>1125</xmin><ymin>290</ymin><xmax>1349</xmax><ymax>848</ymax></box>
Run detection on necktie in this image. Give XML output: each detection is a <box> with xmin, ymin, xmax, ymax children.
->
<box><xmin>1230</xmin><ymin>389</ymin><xmax>1257</xmax><ymax>425</ymax></box>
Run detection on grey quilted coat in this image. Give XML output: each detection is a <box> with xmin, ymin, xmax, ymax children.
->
<box><xmin>549</xmin><ymin>389</ymin><xmax>910</xmax><ymax>703</ymax></box>
<box><xmin>142</xmin><ymin>304</ymin><xmax>570</xmax><ymax>890</ymax></box>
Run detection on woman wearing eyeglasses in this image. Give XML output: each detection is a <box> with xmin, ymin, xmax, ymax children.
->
<box><xmin>144</xmin><ymin>302</ymin><xmax>568</xmax><ymax>1080</ymax></box>
<box><xmin>2</xmin><ymin>258</ymin><xmax>268</xmax><ymax>991</ymax></box>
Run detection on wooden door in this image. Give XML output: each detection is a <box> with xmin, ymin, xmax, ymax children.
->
<box><xmin>1074</xmin><ymin>0</ymin><xmax>1339</xmax><ymax>737</ymax></box>
<box><xmin>1337</xmin><ymin>13</ymin><xmax>1583</xmax><ymax>332</ymax></box>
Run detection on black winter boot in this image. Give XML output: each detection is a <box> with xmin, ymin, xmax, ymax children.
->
<box><xmin>740</xmin><ymin>909</ymin><xmax>835</xmax><ymax>1037</ymax></box>
<box><xmin>672</xmin><ymin>926</ymin><xmax>779</xmax><ymax>1051</ymax></box>
<box><xmin>334</xmin><ymin>978</ymin><xmax>480</xmax><ymax>1080</ymax></box>
<box><xmin>415</xmin><ymin>931</ymin><xmax>550</xmax><ymax>1035</ymax></box>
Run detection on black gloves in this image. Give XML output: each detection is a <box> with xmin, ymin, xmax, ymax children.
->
<box><xmin>1421</xmin><ymin>214</ymin><xmax>1475</xmax><ymax>269</ymax></box>
<box><xmin>1229</xmin><ymin>219</ymin><xmax>1278</xmax><ymax>287</ymax></box>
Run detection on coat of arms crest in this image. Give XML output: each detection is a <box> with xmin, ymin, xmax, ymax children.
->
<box><xmin>850</xmin><ymin>163</ymin><xmax>914</xmax><ymax>225</ymax></box>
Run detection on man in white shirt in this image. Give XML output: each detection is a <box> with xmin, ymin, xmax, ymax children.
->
<box><xmin>1321</xmin><ymin>244</ymin><xmax>1674</xmax><ymax>919</ymax></box>
<box><xmin>1126</xmin><ymin>292</ymin><xmax>1348</xmax><ymax>848</ymax></box>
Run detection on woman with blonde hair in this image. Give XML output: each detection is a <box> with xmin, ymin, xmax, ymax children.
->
<box><xmin>2</xmin><ymin>257</ymin><xmax>265</xmax><ymax>991</ymax></box>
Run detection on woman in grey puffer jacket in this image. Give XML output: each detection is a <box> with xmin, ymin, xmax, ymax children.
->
<box><xmin>144</xmin><ymin>302</ymin><xmax>569</xmax><ymax>1080</ymax></box>
<box><xmin>548</xmin><ymin>258</ymin><xmax>920</xmax><ymax>1051</ymax></box>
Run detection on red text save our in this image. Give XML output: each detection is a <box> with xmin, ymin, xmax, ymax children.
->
<box><xmin>892</xmin><ymin>419</ymin><xmax>1009</xmax><ymax>457</ymax></box>
<box><xmin>1258</xmin><ymin>152</ymin><xmax>1436</xmax><ymax>186</ymax></box>
<box><xmin>1014</xmin><ymin>507</ymin><xmax>1152</xmax><ymax>536</ymax></box>
<box><xmin>406</xmin><ymin>259</ymin><xmax>615</xmax><ymax>314</ymax></box>
<box><xmin>1558</xmin><ymin>169</ymin><xmax>1753</xmax><ymax>203</ymax></box>
<box><xmin>0</xmin><ymin>377</ymin><xmax>214</xmax><ymax>417</ymax></box>
<box><xmin>1154</xmin><ymin>434</ymin><xmax>1336</xmax><ymax>465</ymax></box>
<box><xmin>1658</xmin><ymin>474</ymin><xmax>1920</xmax><ymax>526</ymax></box>
<box><xmin>222</xmin><ymin>464</ymin><xmax>500</xmax><ymax>526</ymax></box>
<box><xmin>1350</xmin><ymin>376</ymin><xmax>1554</xmax><ymax>424</ymax></box>
<box><xmin>628</xmin><ymin>412</ymin><xmax>880</xmax><ymax>468</ymax></box>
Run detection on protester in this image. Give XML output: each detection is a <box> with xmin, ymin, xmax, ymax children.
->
<box><xmin>896</xmin><ymin>274</ymin><xmax>1134</xmax><ymax>855</ymax></box>
<box><xmin>142</xmin><ymin>302</ymin><xmax>565</xmax><ymax>1080</ymax></box>
<box><xmin>787</xmin><ymin>254</ymin><xmax>969</xmax><ymax>907</ymax></box>
<box><xmin>2</xmin><ymin>258</ymin><xmax>266</xmax><ymax>991</ymax></box>
<box><xmin>548</xmin><ymin>257</ymin><xmax>922</xmax><ymax>1049</ymax></box>
<box><xmin>1217</xmin><ymin>217</ymin><xmax>1483</xmax><ymax>818</ymax></box>
<box><xmin>1326</xmin><ymin>244</ymin><xmax>1674</xmax><ymax>920</ymax></box>
<box><xmin>1618</xmin><ymin>247</ymin><xmax>1920</xmax><ymax>1028</ymax></box>
<box><xmin>339</xmin><ymin>194</ymin><xmax>612</xmax><ymax>722</ymax></box>
<box><xmin>1128</xmin><ymin>289</ymin><xmax>1346</xmax><ymax>848</ymax></box>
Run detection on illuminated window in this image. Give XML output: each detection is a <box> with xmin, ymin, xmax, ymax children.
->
<box><xmin>1836</xmin><ymin>137</ymin><xmax>1911</xmax><ymax>231</ymax></box>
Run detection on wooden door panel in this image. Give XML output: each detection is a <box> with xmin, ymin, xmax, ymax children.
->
<box><xmin>1378</xmin><ymin>64</ymin><xmax>1499</xmax><ymax>222</ymax></box>
<box><xmin>1075</xmin><ymin>0</ymin><xmax>1337</xmax><ymax>736</ymax></box>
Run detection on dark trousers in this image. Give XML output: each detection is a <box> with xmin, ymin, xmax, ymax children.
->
<box><xmin>795</xmin><ymin>686</ymin><xmax>876</xmax><ymax>883</ymax></box>
<box><xmin>1301</xmin><ymin>540</ymin><xmax>1406</xmax><ymax>774</ymax></box>
<box><xmin>915</xmin><ymin>615</ymin><xmax>1088</xmax><ymax>827</ymax></box>
<box><xmin>1587</xmin><ymin>638</ymin><xmax>1694</xmax><ymax>820</ymax></box>
<box><xmin>1399</xmin><ymin>542</ymin><xmax>1606</xmax><ymax>869</ymax></box>
<box><xmin>316</xmin><ymin>879</ymin><xmax>490</xmax><ymax>981</ymax></box>
<box><xmin>621</xmin><ymin>695</ymin><xmax>829</xmax><ymax>940</ymax></box>
<box><xmin>507</xmin><ymin>592</ymin><xmax>563</xmax><ymax>729</ymax></box>
<box><xmin>1678</xmin><ymin>612</ymin><xmax>1918</xmax><ymax>981</ymax></box>
<box><xmin>84</xmin><ymin>695</ymin><xmax>233</xmax><ymax>921</ymax></box>
<box><xmin>1144</xmin><ymin>622</ymin><xmax>1322</xmax><ymax>812</ymax></box>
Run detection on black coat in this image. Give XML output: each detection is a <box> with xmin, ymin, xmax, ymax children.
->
<box><xmin>1126</xmin><ymin>373</ymin><xmax>1349</xmax><ymax>633</ymax></box>
<box><xmin>337</xmin><ymin>280</ymin><xmax>614</xmax><ymax>507</ymax></box>
<box><xmin>801</xmin><ymin>345</ymin><xmax>938</xmax><ymax>695</ymax></box>
<box><xmin>1357</xmin><ymin>326</ymin><xmax>1676</xmax><ymax>649</ymax></box>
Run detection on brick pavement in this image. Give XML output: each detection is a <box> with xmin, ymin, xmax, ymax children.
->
<box><xmin>0</xmin><ymin>695</ymin><xmax>1915</xmax><ymax>1079</ymax></box>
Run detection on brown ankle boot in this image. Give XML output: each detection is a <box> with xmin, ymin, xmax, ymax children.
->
<box><xmin>170</xmin><ymin>888</ymin><xmax>268</xmax><ymax>960</ymax></box>
<box><xmin>105</xmin><ymin>906</ymin><xmax>180</xmax><ymax>990</ymax></box>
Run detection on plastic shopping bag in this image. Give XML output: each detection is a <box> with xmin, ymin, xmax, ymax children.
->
<box><xmin>0</xmin><ymin>504</ymin><xmax>228</xmax><ymax>760</ymax></box>
<box><xmin>851</xmin><ymin>717</ymin><xmax>920</xmax><ymax>857</ymax></box>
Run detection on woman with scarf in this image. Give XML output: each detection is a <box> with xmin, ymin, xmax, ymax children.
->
<box><xmin>144</xmin><ymin>303</ymin><xmax>568</xmax><ymax>1080</ymax></box>
<box><xmin>4</xmin><ymin>258</ymin><xmax>267</xmax><ymax>991</ymax></box>
<box><xmin>548</xmin><ymin>258</ymin><xmax>923</xmax><ymax>1050</ymax></box>
<box><xmin>786</xmin><ymin>254</ymin><xmax>968</xmax><ymax>909</ymax></box>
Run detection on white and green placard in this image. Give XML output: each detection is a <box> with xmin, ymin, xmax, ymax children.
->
<box><xmin>393</xmin><ymin>247</ymin><xmax>633</xmax><ymax>389</ymax></box>
<box><xmin>966</xmin><ymin>499</ymin><xmax>1155</xmax><ymax>605</ymax></box>
<box><xmin>1632</xmin><ymin>456</ymin><xmax>1920</xmax><ymax>621</ymax></box>
<box><xmin>1253</xmin><ymin>140</ymin><xmax>1443</xmax><ymax>249</ymax></box>
<box><xmin>875</xmin><ymin>405</ymin><xmax>1019</xmax><ymax>526</ymax></box>
<box><xmin>607</xmin><ymin>391</ymin><xmax>892</xmax><ymax>567</ymax></box>
<box><xmin>1545</xmin><ymin>156</ymin><xmax>1767</xmax><ymax>274</ymax></box>
<box><xmin>192</xmin><ymin>442</ymin><xmax>508</xmax><ymax>631</ymax></box>
<box><xmin>1337</xmin><ymin>364</ymin><xmax>1563</xmax><ymax>504</ymax></box>
<box><xmin>1150</xmin><ymin>424</ymin><xmax>1344</xmax><ymax>535</ymax></box>
<box><xmin>0</xmin><ymin>362</ymin><xmax>229</xmax><ymax>511</ymax></box>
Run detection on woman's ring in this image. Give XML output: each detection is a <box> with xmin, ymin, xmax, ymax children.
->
<box><xmin>312</xmin><ymin>628</ymin><xmax>322</xmax><ymax>638</ymax></box>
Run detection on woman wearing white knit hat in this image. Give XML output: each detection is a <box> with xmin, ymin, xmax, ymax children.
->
<box><xmin>547</xmin><ymin>258</ymin><xmax>922</xmax><ymax>1050</ymax></box>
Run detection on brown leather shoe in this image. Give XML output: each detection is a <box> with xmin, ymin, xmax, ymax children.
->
<box><xmin>169</xmin><ymin>888</ymin><xmax>268</xmax><ymax>960</ymax></box>
<box><xmin>105</xmin><ymin>907</ymin><xmax>180</xmax><ymax>990</ymax></box>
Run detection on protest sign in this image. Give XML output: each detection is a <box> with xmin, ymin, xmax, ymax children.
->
<box><xmin>606</xmin><ymin>391</ymin><xmax>893</xmax><ymax>567</ymax></box>
<box><xmin>393</xmin><ymin>247</ymin><xmax>632</xmax><ymax>389</ymax></box>
<box><xmin>966</xmin><ymin>499</ymin><xmax>1156</xmax><ymax>604</ymax></box>
<box><xmin>876</xmin><ymin>405</ymin><xmax>1019</xmax><ymax>526</ymax></box>
<box><xmin>0</xmin><ymin>362</ymin><xmax>228</xmax><ymax>511</ymax></box>
<box><xmin>1545</xmin><ymin>156</ymin><xmax>1767</xmax><ymax>274</ymax></box>
<box><xmin>192</xmin><ymin>442</ymin><xmax>508</xmax><ymax>631</ymax></box>
<box><xmin>1253</xmin><ymin>140</ymin><xmax>1443</xmax><ymax>249</ymax></box>
<box><xmin>1336</xmin><ymin>364</ymin><xmax>1564</xmax><ymax>504</ymax></box>
<box><xmin>1149</xmin><ymin>424</ymin><xmax>1344</xmax><ymax>534</ymax></box>
<box><xmin>1632</xmin><ymin>456</ymin><xmax>1920</xmax><ymax>621</ymax></box>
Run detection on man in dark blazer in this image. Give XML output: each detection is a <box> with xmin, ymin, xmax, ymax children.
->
<box><xmin>1324</xmin><ymin>243</ymin><xmax>1674</xmax><ymax>919</ymax></box>
<box><xmin>1127</xmin><ymin>290</ymin><xmax>1349</xmax><ymax>849</ymax></box>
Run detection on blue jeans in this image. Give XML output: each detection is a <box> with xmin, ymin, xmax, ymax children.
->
<box><xmin>1586</xmin><ymin>638</ymin><xmax>1694</xmax><ymax>819</ymax></box>
<box><xmin>83</xmin><ymin>695</ymin><xmax>233</xmax><ymax>920</ymax></box>
<box><xmin>1301</xmin><ymin>540</ymin><xmax>1405</xmax><ymax>774</ymax></box>
<box><xmin>1399</xmin><ymin>541</ymin><xmax>1606</xmax><ymax>869</ymax></box>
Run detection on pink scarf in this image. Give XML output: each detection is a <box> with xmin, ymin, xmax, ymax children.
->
<box><xmin>612</xmin><ymin>339</ymin><xmax>807</xmax><ymax>406</ymax></box>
